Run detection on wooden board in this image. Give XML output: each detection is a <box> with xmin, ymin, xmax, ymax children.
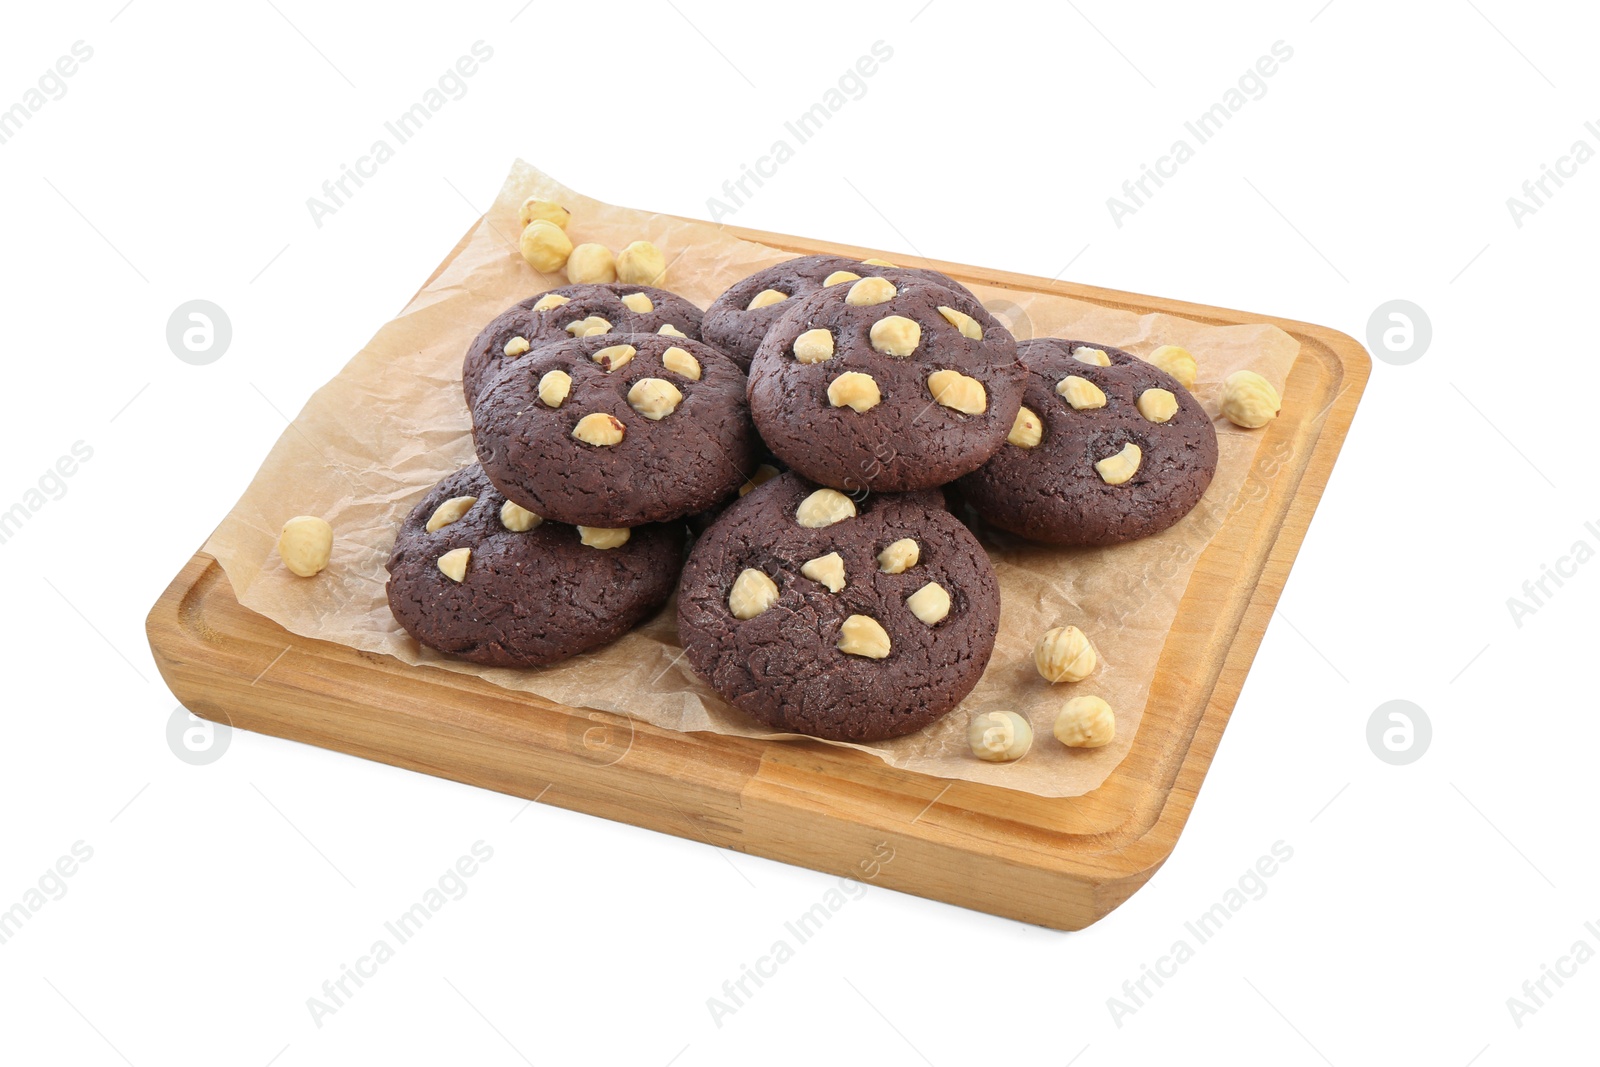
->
<box><xmin>146</xmin><ymin>222</ymin><xmax>1369</xmax><ymax>930</ymax></box>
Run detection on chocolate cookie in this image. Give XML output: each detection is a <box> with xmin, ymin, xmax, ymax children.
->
<box><xmin>386</xmin><ymin>465</ymin><xmax>684</xmax><ymax>667</ymax></box>
<box><xmin>957</xmin><ymin>338</ymin><xmax>1218</xmax><ymax>545</ymax></box>
<box><xmin>473</xmin><ymin>333</ymin><xmax>757</xmax><ymax>528</ymax></box>
<box><xmin>702</xmin><ymin>254</ymin><xmax>975</xmax><ymax>370</ymax></box>
<box><xmin>746</xmin><ymin>276</ymin><xmax>1024</xmax><ymax>493</ymax></box>
<box><xmin>462</xmin><ymin>283</ymin><xmax>704</xmax><ymax>404</ymax></box>
<box><xmin>677</xmin><ymin>471</ymin><xmax>1000</xmax><ymax>742</ymax></box>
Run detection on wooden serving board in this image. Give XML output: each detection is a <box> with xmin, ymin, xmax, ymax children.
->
<box><xmin>146</xmin><ymin>223</ymin><xmax>1368</xmax><ymax>930</ymax></box>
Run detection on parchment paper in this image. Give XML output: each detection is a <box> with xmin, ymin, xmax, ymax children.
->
<box><xmin>204</xmin><ymin>160</ymin><xmax>1297</xmax><ymax>799</ymax></box>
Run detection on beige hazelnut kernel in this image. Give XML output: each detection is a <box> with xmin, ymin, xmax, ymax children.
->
<box><xmin>877</xmin><ymin>538</ymin><xmax>919</xmax><ymax>574</ymax></box>
<box><xmin>1054</xmin><ymin>695</ymin><xmax>1115</xmax><ymax>748</ymax></box>
<box><xmin>968</xmin><ymin>710</ymin><xmax>1033</xmax><ymax>762</ymax></box>
<box><xmin>1008</xmin><ymin>405</ymin><xmax>1043</xmax><ymax>448</ymax></box>
<box><xmin>1146</xmin><ymin>344</ymin><xmax>1197</xmax><ymax>390</ymax></box>
<box><xmin>747</xmin><ymin>288</ymin><xmax>788</xmax><ymax>311</ymax></box>
<box><xmin>278</xmin><ymin>515</ymin><xmax>333</xmax><ymax>577</ymax></box>
<box><xmin>739</xmin><ymin>463</ymin><xmax>780</xmax><ymax>497</ymax></box>
<box><xmin>793</xmin><ymin>328</ymin><xmax>835</xmax><ymax>364</ymax></box>
<box><xmin>499</xmin><ymin>500</ymin><xmax>541</xmax><ymax>532</ymax></box>
<box><xmin>1072</xmin><ymin>346</ymin><xmax>1112</xmax><ymax>367</ymax></box>
<box><xmin>537</xmin><ymin>369</ymin><xmax>572</xmax><ymax>408</ymax></box>
<box><xmin>628</xmin><ymin>377</ymin><xmax>684</xmax><ymax>420</ymax></box>
<box><xmin>801</xmin><ymin>552</ymin><xmax>848</xmax><ymax>593</ymax></box>
<box><xmin>870</xmin><ymin>315</ymin><xmax>922</xmax><ymax>357</ymax></box>
<box><xmin>658</xmin><ymin>323</ymin><xmax>687</xmax><ymax>338</ymax></box>
<box><xmin>906</xmin><ymin>581</ymin><xmax>951</xmax><ymax>625</ymax></box>
<box><xmin>533</xmin><ymin>293</ymin><xmax>571</xmax><ymax>312</ymax></box>
<box><xmin>837</xmin><ymin>614</ymin><xmax>891</xmax><ymax>659</ymax></box>
<box><xmin>520</xmin><ymin>220</ymin><xmax>573</xmax><ymax>273</ymax></box>
<box><xmin>565</xmin><ymin>315</ymin><xmax>611</xmax><ymax>337</ymax></box>
<box><xmin>620</xmin><ymin>292</ymin><xmax>654</xmax><ymax>314</ymax></box>
<box><xmin>936</xmin><ymin>305</ymin><xmax>984</xmax><ymax>340</ymax></box>
<box><xmin>662</xmin><ymin>346</ymin><xmax>702</xmax><ymax>380</ymax></box>
<box><xmin>1137</xmin><ymin>388</ymin><xmax>1179</xmax><ymax>424</ymax></box>
<box><xmin>729</xmin><ymin>567</ymin><xmax>779</xmax><ymax>619</ymax></box>
<box><xmin>1221</xmin><ymin>370</ymin><xmax>1281</xmax><ymax>428</ymax></box>
<box><xmin>616</xmin><ymin>240</ymin><xmax>667</xmax><ymax>286</ymax></box>
<box><xmin>518</xmin><ymin>197</ymin><xmax>570</xmax><ymax>230</ymax></box>
<box><xmin>503</xmin><ymin>336</ymin><xmax>531</xmax><ymax>358</ymax></box>
<box><xmin>591</xmin><ymin>343</ymin><xmax>636</xmax><ymax>372</ymax></box>
<box><xmin>578</xmin><ymin>526</ymin><xmax>631</xmax><ymax>550</ymax></box>
<box><xmin>437</xmin><ymin>546</ymin><xmax>471</xmax><ymax>583</ymax></box>
<box><xmin>823</xmin><ymin>270</ymin><xmax>862</xmax><ymax>286</ymax></box>
<box><xmin>573</xmin><ymin>412</ymin><xmax>626</xmax><ymax>446</ymax></box>
<box><xmin>425</xmin><ymin>495</ymin><xmax>477</xmax><ymax>533</ymax></box>
<box><xmin>1033</xmin><ymin>625</ymin><xmax>1097</xmax><ymax>684</ymax></box>
<box><xmin>1095</xmin><ymin>442</ymin><xmax>1142</xmax><ymax>485</ymax></box>
<box><xmin>861</xmin><ymin>257</ymin><xmax>897</xmax><ymax>267</ymax></box>
<box><xmin>1056</xmin><ymin>375</ymin><xmax>1107</xmax><ymax>411</ymax></box>
<box><xmin>845</xmin><ymin>277</ymin><xmax>897</xmax><ymax>306</ymax></box>
<box><xmin>565</xmin><ymin>243</ymin><xmax>616</xmax><ymax>285</ymax></box>
<box><xmin>827</xmin><ymin>371</ymin><xmax>882</xmax><ymax>413</ymax></box>
<box><xmin>796</xmin><ymin>488</ymin><xmax>856</xmax><ymax>528</ymax></box>
<box><xmin>927</xmin><ymin>369</ymin><xmax>987</xmax><ymax>414</ymax></box>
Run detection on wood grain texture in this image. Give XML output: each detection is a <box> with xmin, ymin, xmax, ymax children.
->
<box><xmin>146</xmin><ymin>221</ymin><xmax>1369</xmax><ymax>930</ymax></box>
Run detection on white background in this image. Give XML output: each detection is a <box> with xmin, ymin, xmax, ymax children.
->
<box><xmin>1</xmin><ymin>1</ymin><xmax>1595</xmax><ymax>1064</ymax></box>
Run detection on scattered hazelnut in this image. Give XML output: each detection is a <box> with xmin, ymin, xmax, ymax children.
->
<box><xmin>747</xmin><ymin>288</ymin><xmax>788</xmax><ymax>310</ymax></box>
<box><xmin>533</xmin><ymin>293</ymin><xmax>571</xmax><ymax>311</ymax></box>
<box><xmin>936</xmin><ymin>305</ymin><xmax>983</xmax><ymax>340</ymax></box>
<box><xmin>1072</xmin><ymin>346</ymin><xmax>1112</xmax><ymax>367</ymax></box>
<box><xmin>870</xmin><ymin>315</ymin><xmax>921</xmax><ymax>357</ymax></box>
<box><xmin>927</xmin><ymin>369</ymin><xmax>987</xmax><ymax>414</ymax></box>
<box><xmin>968</xmin><ymin>711</ymin><xmax>1033</xmax><ymax>762</ymax></box>
<box><xmin>578</xmin><ymin>526</ymin><xmax>631</xmax><ymax>550</ymax></box>
<box><xmin>824</xmin><ymin>270</ymin><xmax>861</xmax><ymax>286</ymax></box>
<box><xmin>658</xmin><ymin>323</ymin><xmax>687</xmax><ymax>338</ymax></box>
<box><xmin>1056</xmin><ymin>375</ymin><xmax>1107</xmax><ymax>410</ymax></box>
<box><xmin>520</xmin><ymin>220</ymin><xmax>573</xmax><ymax>273</ymax></box>
<box><xmin>278</xmin><ymin>516</ymin><xmax>333</xmax><ymax>577</ymax></box>
<box><xmin>662</xmin><ymin>346</ymin><xmax>702</xmax><ymax>380</ymax></box>
<box><xmin>500</xmin><ymin>500</ymin><xmax>541</xmax><ymax>532</ymax></box>
<box><xmin>837</xmin><ymin>614</ymin><xmax>891</xmax><ymax>659</ymax></box>
<box><xmin>1033</xmin><ymin>625</ymin><xmax>1097</xmax><ymax>683</ymax></box>
<box><xmin>1137</xmin><ymin>388</ymin><xmax>1179</xmax><ymax>424</ymax></box>
<box><xmin>573</xmin><ymin>412</ymin><xmax>626</xmax><ymax>446</ymax></box>
<box><xmin>1094</xmin><ymin>442</ymin><xmax>1142</xmax><ymax>485</ymax></box>
<box><xmin>425</xmin><ymin>495</ymin><xmax>477</xmax><ymax>533</ymax></box>
<box><xmin>1146</xmin><ymin>344</ymin><xmax>1197</xmax><ymax>389</ymax></box>
<box><xmin>796</xmin><ymin>488</ymin><xmax>856</xmax><ymax>528</ymax></box>
<box><xmin>793</xmin><ymin>328</ymin><xmax>835</xmax><ymax>364</ymax></box>
<box><xmin>739</xmin><ymin>463</ymin><xmax>780</xmax><ymax>496</ymax></box>
<box><xmin>616</xmin><ymin>240</ymin><xmax>666</xmax><ymax>285</ymax></box>
<box><xmin>1008</xmin><ymin>406</ymin><xmax>1043</xmax><ymax>448</ymax></box>
<box><xmin>437</xmin><ymin>546</ymin><xmax>471</xmax><ymax>583</ymax></box>
<box><xmin>801</xmin><ymin>552</ymin><xmax>847</xmax><ymax>592</ymax></box>
<box><xmin>537</xmin><ymin>370</ymin><xmax>572</xmax><ymax>408</ymax></box>
<box><xmin>620</xmin><ymin>292</ymin><xmax>654</xmax><ymax>313</ymax></box>
<box><xmin>729</xmin><ymin>568</ymin><xmax>779</xmax><ymax>619</ymax></box>
<box><xmin>628</xmin><ymin>377</ymin><xmax>684</xmax><ymax>420</ymax></box>
<box><xmin>827</xmin><ymin>371</ymin><xmax>882</xmax><ymax>413</ymax></box>
<box><xmin>518</xmin><ymin>197</ymin><xmax>570</xmax><ymax>230</ymax></box>
<box><xmin>591</xmin><ymin>343</ymin><xmax>636</xmax><ymax>372</ymax></box>
<box><xmin>565</xmin><ymin>243</ymin><xmax>616</xmax><ymax>284</ymax></box>
<box><xmin>1054</xmin><ymin>696</ymin><xmax>1115</xmax><ymax>748</ymax></box>
<box><xmin>860</xmin><ymin>257</ymin><xmax>897</xmax><ymax>267</ymax></box>
<box><xmin>846</xmin><ymin>277</ymin><xmax>897</xmax><ymax>306</ymax></box>
<box><xmin>1220</xmin><ymin>370</ymin><xmax>1281</xmax><ymax>428</ymax></box>
<box><xmin>877</xmin><ymin>538</ymin><xmax>919</xmax><ymax>574</ymax></box>
<box><xmin>503</xmin><ymin>336</ymin><xmax>531</xmax><ymax>358</ymax></box>
<box><xmin>565</xmin><ymin>315</ymin><xmax>611</xmax><ymax>337</ymax></box>
<box><xmin>906</xmin><ymin>581</ymin><xmax>951</xmax><ymax>625</ymax></box>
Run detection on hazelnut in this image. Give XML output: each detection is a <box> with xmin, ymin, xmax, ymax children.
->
<box><xmin>1008</xmin><ymin>406</ymin><xmax>1043</xmax><ymax>448</ymax></box>
<box><xmin>824</xmin><ymin>270</ymin><xmax>861</xmax><ymax>286</ymax></box>
<box><xmin>1072</xmin><ymin>346</ymin><xmax>1112</xmax><ymax>367</ymax></box>
<box><xmin>739</xmin><ymin>463</ymin><xmax>780</xmax><ymax>496</ymax></box>
<box><xmin>533</xmin><ymin>293</ymin><xmax>571</xmax><ymax>312</ymax></box>
<box><xmin>565</xmin><ymin>243</ymin><xmax>616</xmax><ymax>284</ymax></box>
<box><xmin>936</xmin><ymin>305</ymin><xmax>983</xmax><ymax>340</ymax></box>
<box><xmin>616</xmin><ymin>240</ymin><xmax>667</xmax><ymax>285</ymax></box>
<box><xmin>846</xmin><ymin>277</ymin><xmax>897</xmax><ymax>306</ymax></box>
<box><xmin>1056</xmin><ymin>375</ymin><xmax>1106</xmax><ymax>410</ymax></box>
<box><xmin>662</xmin><ymin>346</ymin><xmax>702</xmax><ymax>380</ymax></box>
<box><xmin>1221</xmin><ymin>370</ymin><xmax>1281</xmax><ymax>428</ymax></box>
<box><xmin>620</xmin><ymin>292</ymin><xmax>654</xmax><ymax>313</ymax></box>
<box><xmin>518</xmin><ymin>197</ymin><xmax>570</xmax><ymax>230</ymax></box>
<box><xmin>1054</xmin><ymin>696</ymin><xmax>1115</xmax><ymax>748</ymax></box>
<box><xmin>658</xmin><ymin>323</ymin><xmax>687</xmax><ymax>338</ymax></box>
<box><xmin>578</xmin><ymin>526</ymin><xmax>631</xmax><ymax>550</ymax></box>
<box><xmin>968</xmin><ymin>711</ymin><xmax>1033</xmax><ymax>762</ymax></box>
<box><xmin>747</xmin><ymin>288</ymin><xmax>788</xmax><ymax>310</ymax></box>
<box><xmin>927</xmin><ymin>369</ymin><xmax>987</xmax><ymax>414</ymax></box>
<box><xmin>1146</xmin><ymin>344</ymin><xmax>1197</xmax><ymax>389</ymax></box>
<box><xmin>520</xmin><ymin>220</ymin><xmax>573</xmax><ymax>273</ymax></box>
<box><xmin>1094</xmin><ymin>442</ymin><xmax>1142</xmax><ymax>485</ymax></box>
<box><xmin>827</xmin><ymin>371</ymin><xmax>882</xmax><ymax>413</ymax></box>
<box><xmin>837</xmin><ymin>614</ymin><xmax>891</xmax><ymax>659</ymax></box>
<box><xmin>1137</xmin><ymin>388</ymin><xmax>1178</xmax><ymax>424</ymax></box>
<box><xmin>877</xmin><ymin>538</ymin><xmax>919</xmax><ymax>574</ymax></box>
<box><xmin>437</xmin><ymin>546</ymin><xmax>471</xmax><ymax>583</ymax></box>
<box><xmin>628</xmin><ymin>377</ymin><xmax>684</xmax><ymax>420</ymax></box>
<box><xmin>906</xmin><ymin>581</ymin><xmax>951</xmax><ymax>625</ymax></box>
<box><xmin>565</xmin><ymin>315</ymin><xmax>611</xmax><ymax>338</ymax></box>
<box><xmin>1033</xmin><ymin>625</ymin><xmax>1097</xmax><ymax>683</ymax></box>
<box><xmin>795</xmin><ymin>488</ymin><xmax>856</xmax><ymax>528</ymax></box>
<box><xmin>425</xmin><ymin>495</ymin><xmax>477</xmax><ymax>533</ymax></box>
<box><xmin>861</xmin><ymin>257</ymin><xmax>897</xmax><ymax>267</ymax></box>
<box><xmin>537</xmin><ymin>370</ymin><xmax>572</xmax><ymax>408</ymax></box>
<box><xmin>278</xmin><ymin>515</ymin><xmax>333</xmax><ymax>577</ymax></box>
<box><xmin>591</xmin><ymin>343</ymin><xmax>636</xmax><ymax>372</ymax></box>
<box><xmin>573</xmin><ymin>412</ymin><xmax>626</xmax><ymax>446</ymax></box>
<box><xmin>793</xmin><ymin>328</ymin><xmax>835</xmax><ymax>364</ymax></box>
<box><xmin>503</xmin><ymin>336</ymin><xmax>531</xmax><ymax>358</ymax></box>
<box><xmin>869</xmin><ymin>315</ymin><xmax>921</xmax><ymax>357</ymax></box>
<box><xmin>500</xmin><ymin>500</ymin><xmax>541</xmax><ymax>532</ymax></box>
<box><xmin>801</xmin><ymin>552</ymin><xmax>847</xmax><ymax>593</ymax></box>
<box><xmin>729</xmin><ymin>568</ymin><xmax>779</xmax><ymax>619</ymax></box>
